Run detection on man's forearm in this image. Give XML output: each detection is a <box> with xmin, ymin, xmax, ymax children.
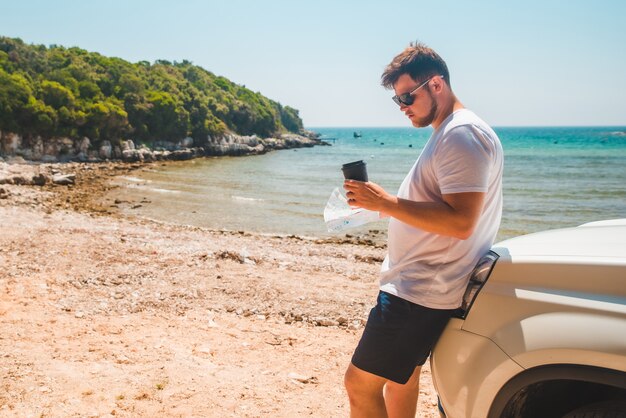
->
<box><xmin>379</xmin><ymin>196</ymin><xmax>479</xmax><ymax>240</ymax></box>
<box><xmin>344</xmin><ymin>180</ymin><xmax>485</xmax><ymax>239</ymax></box>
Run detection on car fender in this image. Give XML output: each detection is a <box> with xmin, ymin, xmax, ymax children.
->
<box><xmin>431</xmin><ymin>319</ymin><xmax>524</xmax><ymax>418</ymax></box>
<box><xmin>492</xmin><ymin>310</ymin><xmax>626</xmax><ymax>371</ymax></box>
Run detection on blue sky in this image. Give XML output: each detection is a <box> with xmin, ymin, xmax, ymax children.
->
<box><xmin>2</xmin><ymin>0</ymin><xmax>625</xmax><ymax>128</ymax></box>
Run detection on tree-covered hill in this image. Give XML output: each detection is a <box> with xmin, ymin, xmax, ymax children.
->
<box><xmin>0</xmin><ymin>36</ymin><xmax>304</xmax><ymax>148</ymax></box>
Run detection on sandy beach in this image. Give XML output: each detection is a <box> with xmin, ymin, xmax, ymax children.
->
<box><xmin>0</xmin><ymin>161</ymin><xmax>440</xmax><ymax>417</ymax></box>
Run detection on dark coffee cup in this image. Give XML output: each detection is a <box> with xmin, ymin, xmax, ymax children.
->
<box><xmin>342</xmin><ymin>160</ymin><xmax>368</xmax><ymax>182</ymax></box>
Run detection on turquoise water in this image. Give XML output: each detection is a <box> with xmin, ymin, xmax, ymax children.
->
<box><xmin>109</xmin><ymin>126</ymin><xmax>626</xmax><ymax>242</ymax></box>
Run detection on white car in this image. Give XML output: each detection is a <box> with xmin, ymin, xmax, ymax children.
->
<box><xmin>431</xmin><ymin>219</ymin><xmax>626</xmax><ymax>418</ymax></box>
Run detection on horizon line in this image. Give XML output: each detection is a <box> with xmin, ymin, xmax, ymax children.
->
<box><xmin>306</xmin><ymin>125</ymin><xmax>626</xmax><ymax>129</ymax></box>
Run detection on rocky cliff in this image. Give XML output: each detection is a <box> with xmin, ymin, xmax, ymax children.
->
<box><xmin>0</xmin><ymin>130</ymin><xmax>326</xmax><ymax>164</ymax></box>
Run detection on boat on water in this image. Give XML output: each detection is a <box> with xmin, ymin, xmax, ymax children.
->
<box><xmin>353</xmin><ymin>131</ymin><xmax>362</xmax><ymax>138</ymax></box>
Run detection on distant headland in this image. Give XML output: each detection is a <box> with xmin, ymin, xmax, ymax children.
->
<box><xmin>0</xmin><ymin>36</ymin><xmax>323</xmax><ymax>162</ymax></box>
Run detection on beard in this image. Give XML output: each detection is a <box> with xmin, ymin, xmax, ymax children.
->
<box><xmin>411</xmin><ymin>90</ymin><xmax>438</xmax><ymax>128</ymax></box>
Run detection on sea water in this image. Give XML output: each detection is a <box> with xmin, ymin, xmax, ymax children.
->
<box><xmin>108</xmin><ymin>126</ymin><xmax>626</xmax><ymax>242</ymax></box>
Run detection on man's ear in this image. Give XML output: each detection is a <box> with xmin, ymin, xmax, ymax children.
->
<box><xmin>431</xmin><ymin>76</ymin><xmax>444</xmax><ymax>92</ymax></box>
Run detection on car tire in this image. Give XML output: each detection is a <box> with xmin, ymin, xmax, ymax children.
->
<box><xmin>562</xmin><ymin>400</ymin><xmax>626</xmax><ymax>418</ymax></box>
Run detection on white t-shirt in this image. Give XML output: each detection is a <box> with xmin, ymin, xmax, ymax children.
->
<box><xmin>379</xmin><ymin>109</ymin><xmax>503</xmax><ymax>309</ymax></box>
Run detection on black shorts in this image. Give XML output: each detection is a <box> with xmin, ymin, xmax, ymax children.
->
<box><xmin>351</xmin><ymin>291</ymin><xmax>455</xmax><ymax>384</ymax></box>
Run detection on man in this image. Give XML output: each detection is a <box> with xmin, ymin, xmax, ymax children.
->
<box><xmin>343</xmin><ymin>42</ymin><xmax>503</xmax><ymax>418</ymax></box>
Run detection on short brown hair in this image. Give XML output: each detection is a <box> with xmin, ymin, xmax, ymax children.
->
<box><xmin>381</xmin><ymin>42</ymin><xmax>450</xmax><ymax>89</ymax></box>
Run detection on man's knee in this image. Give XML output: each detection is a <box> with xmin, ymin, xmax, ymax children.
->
<box><xmin>344</xmin><ymin>363</ymin><xmax>382</xmax><ymax>399</ymax></box>
<box><xmin>386</xmin><ymin>366</ymin><xmax>422</xmax><ymax>392</ymax></box>
<box><xmin>344</xmin><ymin>363</ymin><xmax>362</xmax><ymax>397</ymax></box>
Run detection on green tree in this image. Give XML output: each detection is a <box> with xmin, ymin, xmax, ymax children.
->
<box><xmin>81</xmin><ymin>99</ymin><xmax>128</xmax><ymax>141</ymax></box>
<box><xmin>78</xmin><ymin>80</ymin><xmax>101</xmax><ymax>100</ymax></box>
<box><xmin>279</xmin><ymin>105</ymin><xmax>303</xmax><ymax>133</ymax></box>
<box><xmin>40</xmin><ymin>80</ymin><xmax>75</xmax><ymax>109</ymax></box>
<box><xmin>145</xmin><ymin>91</ymin><xmax>189</xmax><ymax>140</ymax></box>
<box><xmin>0</xmin><ymin>35</ymin><xmax>305</xmax><ymax>150</ymax></box>
<box><xmin>0</xmin><ymin>69</ymin><xmax>32</xmax><ymax>132</ymax></box>
<box><xmin>21</xmin><ymin>96</ymin><xmax>57</xmax><ymax>137</ymax></box>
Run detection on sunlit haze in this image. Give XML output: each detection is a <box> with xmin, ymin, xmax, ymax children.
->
<box><xmin>2</xmin><ymin>0</ymin><xmax>625</xmax><ymax>128</ymax></box>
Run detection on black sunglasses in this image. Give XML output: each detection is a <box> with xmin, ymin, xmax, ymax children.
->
<box><xmin>392</xmin><ymin>75</ymin><xmax>444</xmax><ymax>106</ymax></box>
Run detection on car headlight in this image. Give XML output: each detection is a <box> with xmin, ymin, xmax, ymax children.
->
<box><xmin>458</xmin><ymin>250</ymin><xmax>499</xmax><ymax>319</ymax></box>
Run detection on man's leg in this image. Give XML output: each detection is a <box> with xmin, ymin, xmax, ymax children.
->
<box><xmin>344</xmin><ymin>362</ymin><xmax>389</xmax><ymax>418</ymax></box>
<box><xmin>383</xmin><ymin>366</ymin><xmax>422</xmax><ymax>418</ymax></box>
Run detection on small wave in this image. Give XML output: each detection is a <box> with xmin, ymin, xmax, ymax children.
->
<box><xmin>122</xmin><ymin>183</ymin><xmax>180</xmax><ymax>194</ymax></box>
<box><xmin>231</xmin><ymin>195</ymin><xmax>264</xmax><ymax>203</ymax></box>
<box><xmin>120</xmin><ymin>176</ymin><xmax>150</xmax><ymax>183</ymax></box>
<box><xmin>147</xmin><ymin>187</ymin><xmax>181</xmax><ymax>194</ymax></box>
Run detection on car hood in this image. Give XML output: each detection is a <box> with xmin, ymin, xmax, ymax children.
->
<box><xmin>492</xmin><ymin>219</ymin><xmax>626</xmax><ymax>263</ymax></box>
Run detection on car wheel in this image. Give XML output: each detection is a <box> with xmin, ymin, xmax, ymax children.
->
<box><xmin>562</xmin><ymin>400</ymin><xmax>626</xmax><ymax>418</ymax></box>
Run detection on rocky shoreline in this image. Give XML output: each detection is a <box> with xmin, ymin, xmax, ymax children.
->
<box><xmin>0</xmin><ymin>160</ymin><xmax>386</xmax><ymax>249</ymax></box>
<box><xmin>0</xmin><ymin>160</ymin><xmax>142</xmax><ymax>215</ymax></box>
<box><xmin>0</xmin><ymin>129</ymin><xmax>329</xmax><ymax>211</ymax></box>
<box><xmin>0</xmin><ymin>130</ymin><xmax>327</xmax><ymax>164</ymax></box>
